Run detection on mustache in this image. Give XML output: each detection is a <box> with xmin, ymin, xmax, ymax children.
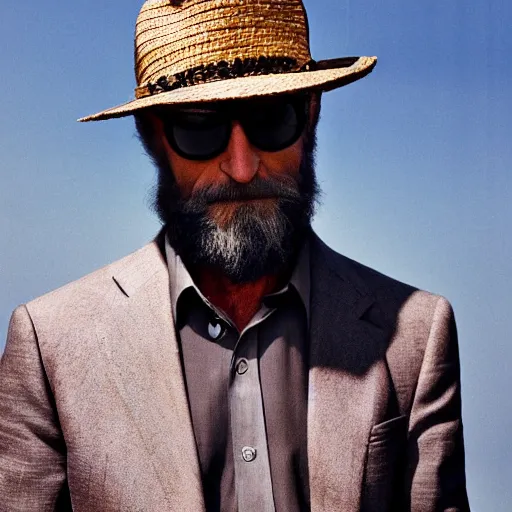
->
<box><xmin>181</xmin><ymin>176</ymin><xmax>301</xmax><ymax>213</ymax></box>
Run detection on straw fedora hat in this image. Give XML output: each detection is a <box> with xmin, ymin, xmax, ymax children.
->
<box><xmin>79</xmin><ymin>0</ymin><xmax>377</xmax><ymax>122</ymax></box>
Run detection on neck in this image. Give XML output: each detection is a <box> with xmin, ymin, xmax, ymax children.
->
<box><xmin>192</xmin><ymin>265</ymin><xmax>284</xmax><ymax>332</ymax></box>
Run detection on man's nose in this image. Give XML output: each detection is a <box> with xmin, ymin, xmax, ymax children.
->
<box><xmin>220</xmin><ymin>121</ymin><xmax>259</xmax><ymax>183</ymax></box>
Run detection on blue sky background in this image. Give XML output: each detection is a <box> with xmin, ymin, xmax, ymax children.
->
<box><xmin>0</xmin><ymin>1</ymin><xmax>510</xmax><ymax>508</ymax></box>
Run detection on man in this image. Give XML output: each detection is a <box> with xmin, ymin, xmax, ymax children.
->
<box><xmin>0</xmin><ymin>0</ymin><xmax>469</xmax><ymax>510</ymax></box>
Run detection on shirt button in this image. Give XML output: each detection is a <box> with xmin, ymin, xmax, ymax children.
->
<box><xmin>241</xmin><ymin>446</ymin><xmax>257</xmax><ymax>462</ymax></box>
<box><xmin>236</xmin><ymin>359</ymin><xmax>249</xmax><ymax>375</ymax></box>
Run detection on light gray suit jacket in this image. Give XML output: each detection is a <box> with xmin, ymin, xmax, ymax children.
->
<box><xmin>0</xmin><ymin>233</ymin><xmax>469</xmax><ymax>511</ymax></box>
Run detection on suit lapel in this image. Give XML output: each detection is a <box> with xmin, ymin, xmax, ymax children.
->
<box><xmin>99</xmin><ymin>234</ymin><xmax>392</xmax><ymax>511</ymax></box>
<box><xmin>105</xmin><ymin>241</ymin><xmax>205</xmax><ymax>512</ymax></box>
<box><xmin>308</xmin><ymin>235</ymin><xmax>392</xmax><ymax>511</ymax></box>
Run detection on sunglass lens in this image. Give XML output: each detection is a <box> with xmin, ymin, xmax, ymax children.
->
<box><xmin>244</xmin><ymin>98</ymin><xmax>306</xmax><ymax>152</ymax></box>
<box><xmin>164</xmin><ymin>111</ymin><xmax>230</xmax><ymax>160</ymax></box>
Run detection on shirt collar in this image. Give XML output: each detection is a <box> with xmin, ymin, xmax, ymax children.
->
<box><xmin>165</xmin><ymin>235</ymin><xmax>310</xmax><ymax>323</ymax></box>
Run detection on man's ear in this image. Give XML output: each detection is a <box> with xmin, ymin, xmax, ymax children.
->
<box><xmin>308</xmin><ymin>91</ymin><xmax>322</xmax><ymax>129</ymax></box>
<box><xmin>135</xmin><ymin>110</ymin><xmax>167</xmax><ymax>157</ymax></box>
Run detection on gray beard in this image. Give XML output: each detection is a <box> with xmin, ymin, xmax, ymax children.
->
<box><xmin>147</xmin><ymin>126</ymin><xmax>319</xmax><ymax>283</ymax></box>
<box><xmin>183</xmin><ymin>200</ymin><xmax>295</xmax><ymax>282</ymax></box>
<box><xmin>198</xmin><ymin>206</ymin><xmax>288</xmax><ymax>272</ymax></box>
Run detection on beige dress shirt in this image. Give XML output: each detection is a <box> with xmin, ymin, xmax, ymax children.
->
<box><xmin>165</xmin><ymin>239</ymin><xmax>310</xmax><ymax>512</ymax></box>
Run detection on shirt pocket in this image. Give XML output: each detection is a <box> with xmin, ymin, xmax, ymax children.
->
<box><xmin>361</xmin><ymin>415</ymin><xmax>408</xmax><ymax>512</ymax></box>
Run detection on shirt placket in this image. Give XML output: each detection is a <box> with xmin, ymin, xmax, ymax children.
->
<box><xmin>229</xmin><ymin>322</ymin><xmax>276</xmax><ymax>512</ymax></box>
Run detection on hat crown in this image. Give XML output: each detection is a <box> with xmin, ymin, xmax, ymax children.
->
<box><xmin>135</xmin><ymin>0</ymin><xmax>312</xmax><ymax>87</ymax></box>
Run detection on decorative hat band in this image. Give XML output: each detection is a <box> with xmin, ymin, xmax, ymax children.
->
<box><xmin>135</xmin><ymin>56</ymin><xmax>318</xmax><ymax>99</ymax></box>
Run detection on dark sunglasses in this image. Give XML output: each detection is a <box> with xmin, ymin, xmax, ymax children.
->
<box><xmin>155</xmin><ymin>94</ymin><xmax>310</xmax><ymax>161</ymax></box>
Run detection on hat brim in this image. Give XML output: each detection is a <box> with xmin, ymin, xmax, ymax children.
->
<box><xmin>78</xmin><ymin>56</ymin><xmax>376</xmax><ymax>122</ymax></box>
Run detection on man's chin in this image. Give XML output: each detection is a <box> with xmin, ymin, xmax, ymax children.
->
<box><xmin>166</xmin><ymin>205</ymin><xmax>308</xmax><ymax>283</ymax></box>
<box><xmin>207</xmin><ymin>199</ymin><xmax>280</xmax><ymax>228</ymax></box>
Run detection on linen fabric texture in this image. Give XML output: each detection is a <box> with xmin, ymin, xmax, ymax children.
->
<box><xmin>0</xmin><ymin>232</ymin><xmax>470</xmax><ymax>511</ymax></box>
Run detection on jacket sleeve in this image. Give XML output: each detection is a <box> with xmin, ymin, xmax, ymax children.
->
<box><xmin>0</xmin><ymin>305</ymin><xmax>68</xmax><ymax>512</ymax></box>
<box><xmin>405</xmin><ymin>296</ymin><xmax>470</xmax><ymax>511</ymax></box>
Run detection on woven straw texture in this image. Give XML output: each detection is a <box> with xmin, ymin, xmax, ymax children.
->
<box><xmin>80</xmin><ymin>0</ymin><xmax>377</xmax><ymax>122</ymax></box>
<box><xmin>135</xmin><ymin>0</ymin><xmax>312</xmax><ymax>88</ymax></box>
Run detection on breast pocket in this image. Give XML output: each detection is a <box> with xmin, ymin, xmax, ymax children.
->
<box><xmin>361</xmin><ymin>415</ymin><xmax>408</xmax><ymax>512</ymax></box>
